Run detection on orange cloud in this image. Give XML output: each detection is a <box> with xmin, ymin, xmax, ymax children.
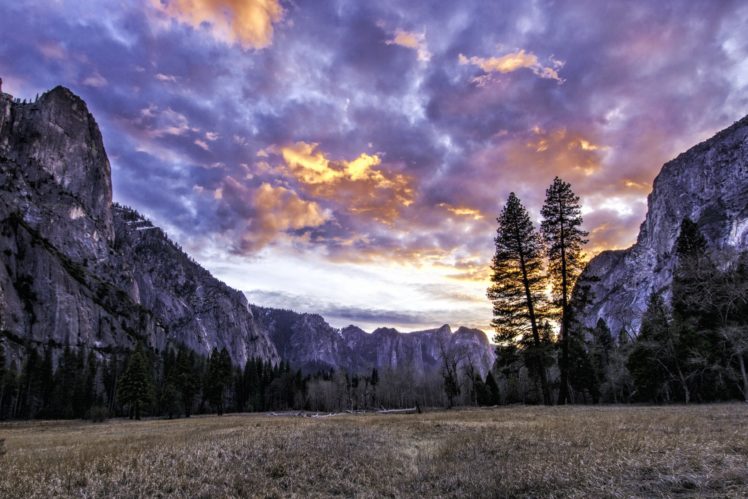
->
<box><xmin>459</xmin><ymin>49</ymin><xmax>563</xmax><ymax>82</ymax></box>
<box><xmin>218</xmin><ymin>177</ymin><xmax>327</xmax><ymax>251</ymax></box>
<box><xmin>279</xmin><ymin>142</ymin><xmax>415</xmax><ymax>224</ymax></box>
<box><xmin>386</xmin><ymin>30</ymin><xmax>431</xmax><ymax>62</ymax></box>
<box><xmin>505</xmin><ymin>127</ymin><xmax>606</xmax><ymax>179</ymax></box>
<box><xmin>153</xmin><ymin>0</ymin><xmax>283</xmax><ymax>49</ymax></box>
<box><xmin>438</xmin><ymin>203</ymin><xmax>484</xmax><ymax>220</ymax></box>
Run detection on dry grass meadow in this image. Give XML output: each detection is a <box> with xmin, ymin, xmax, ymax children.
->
<box><xmin>1</xmin><ymin>404</ymin><xmax>747</xmax><ymax>498</ymax></box>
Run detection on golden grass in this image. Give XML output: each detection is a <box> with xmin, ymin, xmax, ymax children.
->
<box><xmin>1</xmin><ymin>404</ymin><xmax>747</xmax><ymax>498</ymax></box>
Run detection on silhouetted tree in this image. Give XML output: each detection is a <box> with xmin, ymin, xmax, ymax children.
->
<box><xmin>488</xmin><ymin>192</ymin><xmax>552</xmax><ymax>405</ymax></box>
<box><xmin>541</xmin><ymin>177</ymin><xmax>588</xmax><ymax>404</ymax></box>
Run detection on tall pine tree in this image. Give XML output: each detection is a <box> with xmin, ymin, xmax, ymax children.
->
<box><xmin>540</xmin><ymin>177</ymin><xmax>588</xmax><ymax>404</ymax></box>
<box><xmin>117</xmin><ymin>344</ymin><xmax>153</xmax><ymax>420</ymax></box>
<box><xmin>488</xmin><ymin>192</ymin><xmax>551</xmax><ymax>405</ymax></box>
<box><xmin>205</xmin><ymin>348</ymin><xmax>232</xmax><ymax>415</ymax></box>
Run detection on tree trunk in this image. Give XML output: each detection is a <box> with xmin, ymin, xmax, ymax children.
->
<box><xmin>517</xmin><ymin>241</ymin><xmax>552</xmax><ymax>406</ymax></box>
<box><xmin>557</xmin><ymin>209</ymin><xmax>571</xmax><ymax>406</ymax></box>
<box><xmin>677</xmin><ymin>366</ymin><xmax>690</xmax><ymax>404</ymax></box>
<box><xmin>737</xmin><ymin>354</ymin><xmax>748</xmax><ymax>403</ymax></box>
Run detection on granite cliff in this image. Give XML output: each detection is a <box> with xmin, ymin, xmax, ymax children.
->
<box><xmin>575</xmin><ymin>115</ymin><xmax>748</xmax><ymax>335</ymax></box>
<box><xmin>253</xmin><ymin>306</ymin><xmax>495</xmax><ymax>378</ymax></box>
<box><xmin>0</xmin><ymin>86</ymin><xmax>279</xmax><ymax>366</ymax></box>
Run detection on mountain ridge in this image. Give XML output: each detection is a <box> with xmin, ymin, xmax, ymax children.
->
<box><xmin>253</xmin><ymin>305</ymin><xmax>495</xmax><ymax>377</ymax></box>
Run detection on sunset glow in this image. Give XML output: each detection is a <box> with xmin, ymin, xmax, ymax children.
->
<box><xmin>2</xmin><ymin>0</ymin><xmax>747</xmax><ymax>331</ymax></box>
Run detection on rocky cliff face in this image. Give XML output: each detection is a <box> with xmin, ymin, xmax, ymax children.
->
<box><xmin>576</xmin><ymin>115</ymin><xmax>748</xmax><ymax>335</ymax></box>
<box><xmin>253</xmin><ymin>306</ymin><xmax>496</xmax><ymax>378</ymax></box>
<box><xmin>0</xmin><ymin>87</ymin><xmax>279</xmax><ymax>366</ymax></box>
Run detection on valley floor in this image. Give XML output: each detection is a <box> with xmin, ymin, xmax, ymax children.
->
<box><xmin>1</xmin><ymin>404</ymin><xmax>747</xmax><ymax>498</ymax></box>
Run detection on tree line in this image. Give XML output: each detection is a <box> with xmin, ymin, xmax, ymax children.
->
<box><xmin>0</xmin><ymin>340</ymin><xmax>504</xmax><ymax>420</ymax></box>
<box><xmin>0</xmin><ymin>343</ymin><xmax>304</xmax><ymax>420</ymax></box>
<box><xmin>488</xmin><ymin>177</ymin><xmax>748</xmax><ymax>404</ymax></box>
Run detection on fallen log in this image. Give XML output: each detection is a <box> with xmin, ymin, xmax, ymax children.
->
<box><xmin>376</xmin><ymin>407</ymin><xmax>417</xmax><ymax>414</ymax></box>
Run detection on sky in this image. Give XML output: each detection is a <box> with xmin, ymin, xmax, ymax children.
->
<box><xmin>2</xmin><ymin>0</ymin><xmax>748</xmax><ymax>332</ymax></box>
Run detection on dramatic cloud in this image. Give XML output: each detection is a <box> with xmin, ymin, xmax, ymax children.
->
<box><xmin>277</xmin><ymin>142</ymin><xmax>415</xmax><ymax>224</ymax></box>
<box><xmin>3</xmin><ymin>0</ymin><xmax>746</xmax><ymax>330</ymax></box>
<box><xmin>215</xmin><ymin>178</ymin><xmax>328</xmax><ymax>252</ymax></box>
<box><xmin>459</xmin><ymin>49</ymin><xmax>564</xmax><ymax>82</ymax></box>
<box><xmin>152</xmin><ymin>0</ymin><xmax>283</xmax><ymax>49</ymax></box>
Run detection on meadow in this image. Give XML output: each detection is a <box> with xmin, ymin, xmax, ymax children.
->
<box><xmin>1</xmin><ymin>404</ymin><xmax>747</xmax><ymax>498</ymax></box>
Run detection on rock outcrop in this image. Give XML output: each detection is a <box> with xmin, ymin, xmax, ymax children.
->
<box><xmin>0</xmin><ymin>87</ymin><xmax>279</xmax><ymax>366</ymax></box>
<box><xmin>253</xmin><ymin>306</ymin><xmax>496</xmax><ymax>377</ymax></box>
<box><xmin>575</xmin><ymin>115</ymin><xmax>748</xmax><ymax>335</ymax></box>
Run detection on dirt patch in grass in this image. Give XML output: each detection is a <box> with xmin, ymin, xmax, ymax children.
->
<box><xmin>1</xmin><ymin>404</ymin><xmax>746</xmax><ymax>497</ymax></box>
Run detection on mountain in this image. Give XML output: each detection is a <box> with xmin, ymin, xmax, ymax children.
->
<box><xmin>0</xmin><ymin>86</ymin><xmax>279</xmax><ymax>366</ymax></box>
<box><xmin>575</xmin><ymin>115</ymin><xmax>748</xmax><ymax>336</ymax></box>
<box><xmin>0</xmin><ymin>84</ymin><xmax>496</xmax><ymax>377</ymax></box>
<box><xmin>253</xmin><ymin>306</ymin><xmax>496</xmax><ymax>377</ymax></box>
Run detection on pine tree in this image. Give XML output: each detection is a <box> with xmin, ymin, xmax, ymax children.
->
<box><xmin>175</xmin><ymin>347</ymin><xmax>199</xmax><ymax>417</ymax></box>
<box><xmin>488</xmin><ymin>192</ymin><xmax>552</xmax><ymax>405</ymax></box>
<box><xmin>117</xmin><ymin>344</ymin><xmax>153</xmax><ymax>420</ymax></box>
<box><xmin>541</xmin><ymin>177</ymin><xmax>588</xmax><ymax>404</ymax></box>
<box><xmin>672</xmin><ymin>218</ymin><xmax>711</xmax><ymax>324</ymax></box>
<box><xmin>205</xmin><ymin>348</ymin><xmax>232</xmax><ymax>415</ymax></box>
<box><xmin>670</xmin><ymin>218</ymin><xmax>724</xmax><ymax>400</ymax></box>
<box><xmin>628</xmin><ymin>293</ymin><xmax>672</xmax><ymax>401</ymax></box>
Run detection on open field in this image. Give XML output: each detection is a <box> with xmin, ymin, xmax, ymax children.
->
<box><xmin>1</xmin><ymin>405</ymin><xmax>747</xmax><ymax>498</ymax></box>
